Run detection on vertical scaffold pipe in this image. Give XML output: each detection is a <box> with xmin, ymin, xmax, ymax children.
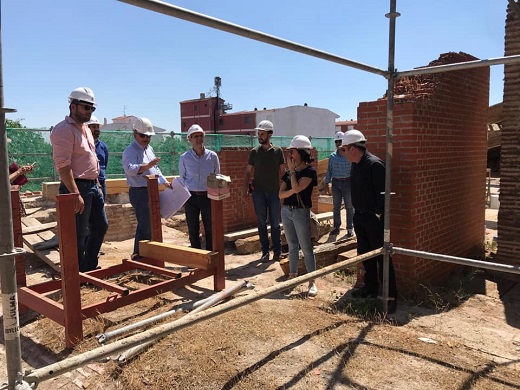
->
<box><xmin>383</xmin><ymin>0</ymin><xmax>400</xmax><ymax>314</ymax></box>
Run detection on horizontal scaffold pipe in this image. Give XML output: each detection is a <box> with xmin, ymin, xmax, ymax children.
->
<box><xmin>392</xmin><ymin>247</ymin><xmax>520</xmax><ymax>275</ymax></box>
<box><xmin>25</xmin><ymin>248</ymin><xmax>380</xmax><ymax>385</ymax></box>
<box><xmin>117</xmin><ymin>0</ymin><xmax>387</xmax><ymax>78</ymax></box>
<box><xmin>396</xmin><ymin>55</ymin><xmax>520</xmax><ymax>78</ymax></box>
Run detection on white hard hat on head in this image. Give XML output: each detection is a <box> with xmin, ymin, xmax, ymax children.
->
<box><xmin>85</xmin><ymin>115</ymin><xmax>100</xmax><ymax>126</ymax></box>
<box><xmin>187</xmin><ymin>124</ymin><xmax>204</xmax><ymax>137</ymax></box>
<box><xmin>255</xmin><ymin>120</ymin><xmax>274</xmax><ymax>133</ymax></box>
<box><xmin>288</xmin><ymin>135</ymin><xmax>312</xmax><ymax>149</ymax></box>
<box><xmin>68</xmin><ymin>87</ymin><xmax>96</xmax><ymax>105</ymax></box>
<box><xmin>342</xmin><ymin>129</ymin><xmax>366</xmax><ymax>146</ymax></box>
<box><xmin>133</xmin><ymin>117</ymin><xmax>155</xmax><ymax>136</ymax></box>
<box><xmin>334</xmin><ymin>131</ymin><xmax>344</xmax><ymax>142</ymax></box>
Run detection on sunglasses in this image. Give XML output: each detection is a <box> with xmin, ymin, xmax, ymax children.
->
<box><xmin>137</xmin><ymin>133</ymin><xmax>151</xmax><ymax>139</ymax></box>
<box><xmin>75</xmin><ymin>103</ymin><xmax>96</xmax><ymax>112</ymax></box>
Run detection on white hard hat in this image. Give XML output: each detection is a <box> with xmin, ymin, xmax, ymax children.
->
<box><xmin>68</xmin><ymin>87</ymin><xmax>96</xmax><ymax>105</ymax></box>
<box><xmin>334</xmin><ymin>131</ymin><xmax>344</xmax><ymax>142</ymax></box>
<box><xmin>187</xmin><ymin>124</ymin><xmax>204</xmax><ymax>137</ymax></box>
<box><xmin>288</xmin><ymin>135</ymin><xmax>312</xmax><ymax>149</ymax></box>
<box><xmin>85</xmin><ymin>115</ymin><xmax>100</xmax><ymax>126</ymax></box>
<box><xmin>254</xmin><ymin>120</ymin><xmax>274</xmax><ymax>133</ymax></box>
<box><xmin>133</xmin><ymin>117</ymin><xmax>155</xmax><ymax>136</ymax></box>
<box><xmin>342</xmin><ymin>129</ymin><xmax>366</xmax><ymax>146</ymax></box>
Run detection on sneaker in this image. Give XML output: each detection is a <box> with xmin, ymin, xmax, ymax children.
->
<box><xmin>273</xmin><ymin>253</ymin><xmax>281</xmax><ymax>262</ymax></box>
<box><xmin>330</xmin><ymin>227</ymin><xmax>340</xmax><ymax>235</ymax></box>
<box><xmin>308</xmin><ymin>281</ymin><xmax>318</xmax><ymax>297</ymax></box>
<box><xmin>351</xmin><ymin>286</ymin><xmax>377</xmax><ymax>298</ymax></box>
<box><xmin>260</xmin><ymin>253</ymin><xmax>270</xmax><ymax>263</ymax></box>
<box><xmin>346</xmin><ymin>229</ymin><xmax>354</xmax><ymax>238</ymax></box>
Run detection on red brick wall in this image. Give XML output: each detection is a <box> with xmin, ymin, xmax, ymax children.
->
<box><xmin>217</xmin><ymin>147</ymin><xmax>319</xmax><ymax>233</ymax></box>
<box><xmin>357</xmin><ymin>52</ymin><xmax>489</xmax><ymax>288</ymax></box>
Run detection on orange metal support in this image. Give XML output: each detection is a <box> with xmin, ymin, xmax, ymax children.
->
<box><xmin>15</xmin><ymin>177</ymin><xmax>225</xmax><ymax>348</ymax></box>
<box><xmin>56</xmin><ymin>193</ymin><xmax>83</xmax><ymax>347</ymax></box>
<box><xmin>211</xmin><ymin>199</ymin><xmax>226</xmax><ymax>291</ymax></box>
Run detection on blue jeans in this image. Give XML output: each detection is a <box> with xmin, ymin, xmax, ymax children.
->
<box><xmin>281</xmin><ymin>205</ymin><xmax>316</xmax><ymax>275</ymax></box>
<box><xmin>332</xmin><ymin>179</ymin><xmax>354</xmax><ymax>230</ymax></box>
<box><xmin>99</xmin><ymin>179</ymin><xmax>107</xmax><ymax>201</ymax></box>
<box><xmin>252</xmin><ymin>190</ymin><xmax>281</xmax><ymax>256</ymax></box>
<box><xmin>185</xmin><ymin>193</ymin><xmax>213</xmax><ymax>251</ymax></box>
<box><xmin>129</xmin><ymin>187</ymin><xmax>151</xmax><ymax>256</ymax></box>
<box><xmin>59</xmin><ymin>180</ymin><xmax>108</xmax><ymax>272</ymax></box>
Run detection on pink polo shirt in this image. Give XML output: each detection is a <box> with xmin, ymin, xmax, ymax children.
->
<box><xmin>50</xmin><ymin>116</ymin><xmax>99</xmax><ymax>180</ymax></box>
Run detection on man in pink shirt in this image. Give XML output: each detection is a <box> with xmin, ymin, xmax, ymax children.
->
<box><xmin>50</xmin><ymin>87</ymin><xmax>108</xmax><ymax>272</ymax></box>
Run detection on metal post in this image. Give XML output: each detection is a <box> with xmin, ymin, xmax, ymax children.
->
<box><xmin>0</xmin><ymin>1</ymin><xmax>29</xmax><ymax>388</ymax></box>
<box><xmin>117</xmin><ymin>0</ymin><xmax>387</xmax><ymax>78</ymax></box>
<box><xmin>380</xmin><ymin>0</ymin><xmax>400</xmax><ymax>314</ymax></box>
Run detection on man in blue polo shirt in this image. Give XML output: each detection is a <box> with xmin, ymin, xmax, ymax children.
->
<box><xmin>86</xmin><ymin>115</ymin><xmax>109</xmax><ymax>200</ymax></box>
<box><xmin>325</xmin><ymin>131</ymin><xmax>354</xmax><ymax>237</ymax></box>
<box><xmin>179</xmin><ymin>124</ymin><xmax>220</xmax><ymax>251</ymax></box>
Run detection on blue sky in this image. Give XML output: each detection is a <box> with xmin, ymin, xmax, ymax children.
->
<box><xmin>4</xmin><ymin>0</ymin><xmax>506</xmax><ymax>132</ymax></box>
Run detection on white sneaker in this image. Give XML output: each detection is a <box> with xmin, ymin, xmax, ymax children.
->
<box><xmin>308</xmin><ymin>281</ymin><xmax>318</xmax><ymax>297</ymax></box>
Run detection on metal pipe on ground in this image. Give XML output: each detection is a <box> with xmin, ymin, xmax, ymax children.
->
<box><xmin>392</xmin><ymin>247</ymin><xmax>520</xmax><ymax>275</ymax></box>
<box><xmin>114</xmin><ymin>281</ymin><xmax>255</xmax><ymax>362</ymax></box>
<box><xmin>96</xmin><ymin>281</ymin><xmax>254</xmax><ymax>345</ymax></box>
<box><xmin>24</xmin><ymin>250</ymin><xmax>378</xmax><ymax>385</ymax></box>
<box><xmin>116</xmin><ymin>0</ymin><xmax>387</xmax><ymax>78</ymax></box>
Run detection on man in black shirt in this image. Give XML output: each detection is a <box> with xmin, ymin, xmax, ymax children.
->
<box><xmin>341</xmin><ymin>129</ymin><xmax>398</xmax><ymax>313</ymax></box>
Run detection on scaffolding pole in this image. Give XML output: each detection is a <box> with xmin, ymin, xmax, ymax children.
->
<box><xmin>381</xmin><ymin>0</ymin><xmax>399</xmax><ymax>314</ymax></box>
<box><xmin>396</xmin><ymin>55</ymin><xmax>520</xmax><ymax>78</ymax></box>
<box><xmin>392</xmin><ymin>247</ymin><xmax>520</xmax><ymax>275</ymax></box>
<box><xmin>117</xmin><ymin>0</ymin><xmax>388</xmax><ymax>78</ymax></box>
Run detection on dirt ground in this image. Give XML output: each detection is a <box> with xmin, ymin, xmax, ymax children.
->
<box><xmin>1</xmin><ymin>199</ymin><xmax>519</xmax><ymax>390</ymax></box>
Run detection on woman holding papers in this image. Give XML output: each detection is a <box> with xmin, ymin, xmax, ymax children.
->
<box><xmin>122</xmin><ymin>118</ymin><xmax>171</xmax><ymax>260</ymax></box>
<box><xmin>178</xmin><ymin>124</ymin><xmax>220</xmax><ymax>251</ymax></box>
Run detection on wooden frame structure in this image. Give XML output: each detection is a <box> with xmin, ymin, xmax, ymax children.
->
<box><xmin>13</xmin><ymin>176</ymin><xmax>226</xmax><ymax>347</ymax></box>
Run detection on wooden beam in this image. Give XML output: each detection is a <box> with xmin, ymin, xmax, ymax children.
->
<box><xmin>139</xmin><ymin>241</ymin><xmax>216</xmax><ymax>270</ymax></box>
<box><xmin>22</xmin><ymin>222</ymin><xmax>57</xmax><ymax>235</ymax></box>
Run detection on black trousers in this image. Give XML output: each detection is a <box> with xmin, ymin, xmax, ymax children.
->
<box><xmin>353</xmin><ymin>211</ymin><xmax>398</xmax><ymax>298</ymax></box>
<box><xmin>185</xmin><ymin>193</ymin><xmax>213</xmax><ymax>251</ymax></box>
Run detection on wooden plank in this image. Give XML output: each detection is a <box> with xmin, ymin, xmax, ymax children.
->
<box><xmin>224</xmin><ymin>212</ymin><xmax>332</xmax><ymax>243</ymax></box>
<box><xmin>21</xmin><ymin>216</ymin><xmax>42</xmax><ymax>227</ymax></box>
<box><xmin>23</xmin><ymin>233</ymin><xmax>61</xmax><ymax>271</ymax></box>
<box><xmin>315</xmin><ymin>211</ymin><xmax>333</xmax><ymax>221</ymax></box>
<box><xmin>22</xmin><ymin>222</ymin><xmax>57</xmax><ymax>235</ymax></box>
<box><xmin>224</xmin><ymin>226</ymin><xmax>271</xmax><ymax>242</ymax></box>
<box><xmin>139</xmin><ymin>241</ymin><xmax>215</xmax><ymax>270</ymax></box>
<box><xmin>279</xmin><ymin>240</ymin><xmax>357</xmax><ymax>276</ymax></box>
<box><xmin>24</xmin><ymin>207</ymin><xmax>41</xmax><ymax>216</ymax></box>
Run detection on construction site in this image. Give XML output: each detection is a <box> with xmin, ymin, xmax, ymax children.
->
<box><xmin>1</xmin><ymin>1</ymin><xmax>520</xmax><ymax>389</ymax></box>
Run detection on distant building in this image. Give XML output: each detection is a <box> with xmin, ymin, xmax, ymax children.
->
<box><xmin>101</xmin><ymin>115</ymin><xmax>167</xmax><ymax>133</ymax></box>
<box><xmin>335</xmin><ymin>120</ymin><xmax>357</xmax><ymax>133</ymax></box>
<box><xmin>180</xmin><ymin>95</ymin><xmax>340</xmax><ymax>138</ymax></box>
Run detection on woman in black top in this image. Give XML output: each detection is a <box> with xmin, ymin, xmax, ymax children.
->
<box><xmin>279</xmin><ymin>135</ymin><xmax>318</xmax><ymax>297</ymax></box>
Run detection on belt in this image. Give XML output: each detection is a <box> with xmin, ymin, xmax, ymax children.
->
<box><xmin>190</xmin><ymin>191</ymin><xmax>207</xmax><ymax>196</ymax></box>
<box><xmin>130</xmin><ymin>186</ymin><xmax>148</xmax><ymax>189</ymax></box>
<box><xmin>74</xmin><ymin>178</ymin><xmax>96</xmax><ymax>183</ymax></box>
<box><xmin>284</xmin><ymin>204</ymin><xmax>304</xmax><ymax>209</ymax></box>
<box><xmin>333</xmin><ymin>177</ymin><xmax>350</xmax><ymax>181</ymax></box>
